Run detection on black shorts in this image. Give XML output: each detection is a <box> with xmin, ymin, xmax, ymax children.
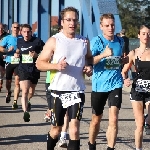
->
<box><xmin>0</xmin><ymin>57</ymin><xmax>5</xmax><ymax>68</ymax></box>
<box><xmin>45</xmin><ymin>83</ymin><xmax>51</xmax><ymax>109</ymax></box>
<box><xmin>18</xmin><ymin>69</ymin><xmax>40</xmax><ymax>84</ymax></box>
<box><xmin>130</xmin><ymin>88</ymin><xmax>150</xmax><ymax>103</ymax></box>
<box><xmin>50</xmin><ymin>91</ymin><xmax>85</xmax><ymax>126</ymax></box>
<box><xmin>91</xmin><ymin>88</ymin><xmax>122</xmax><ymax>116</ymax></box>
<box><xmin>5</xmin><ymin>63</ymin><xmax>18</xmax><ymax>80</ymax></box>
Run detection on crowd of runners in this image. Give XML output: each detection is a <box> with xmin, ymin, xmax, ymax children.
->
<box><xmin>1</xmin><ymin>6</ymin><xmax>150</xmax><ymax>150</ymax></box>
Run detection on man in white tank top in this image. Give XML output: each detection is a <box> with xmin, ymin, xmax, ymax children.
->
<box><xmin>36</xmin><ymin>7</ymin><xmax>93</xmax><ymax>150</ymax></box>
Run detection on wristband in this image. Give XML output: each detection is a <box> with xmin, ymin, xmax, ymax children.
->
<box><xmin>3</xmin><ymin>49</ymin><xmax>8</xmax><ymax>53</ymax></box>
<box><xmin>88</xmin><ymin>64</ymin><xmax>93</xmax><ymax>67</ymax></box>
<box><xmin>123</xmin><ymin>78</ymin><xmax>126</xmax><ymax>80</ymax></box>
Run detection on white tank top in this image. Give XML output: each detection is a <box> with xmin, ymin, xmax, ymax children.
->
<box><xmin>49</xmin><ymin>32</ymin><xmax>87</xmax><ymax>91</ymax></box>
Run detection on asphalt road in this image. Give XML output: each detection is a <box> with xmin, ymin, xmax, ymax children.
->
<box><xmin>0</xmin><ymin>72</ymin><xmax>150</xmax><ymax>150</ymax></box>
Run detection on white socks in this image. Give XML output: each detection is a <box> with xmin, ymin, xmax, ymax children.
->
<box><xmin>60</xmin><ymin>132</ymin><xmax>67</xmax><ymax>139</ymax></box>
<box><xmin>136</xmin><ymin>148</ymin><xmax>142</xmax><ymax>150</ymax></box>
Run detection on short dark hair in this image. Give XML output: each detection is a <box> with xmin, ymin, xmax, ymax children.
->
<box><xmin>21</xmin><ymin>24</ymin><xmax>32</xmax><ymax>31</ymax></box>
<box><xmin>60</xmin><ymin>7</ymin><xmax>79</xmax><ymax>20</ymax></box>
<box><xmin>100</xmin><ymin>13</ymin><xmax>115</xmax><ymax>24</ymax></box>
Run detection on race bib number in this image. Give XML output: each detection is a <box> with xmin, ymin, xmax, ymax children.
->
<box><xmin>11</xmin><ymin>56</ymin><xmax>20</xmax><ymax>64</ymax></box>
<box><xmin>59</xmin><ymin>92</ymin><xmax>81</xmax><ymax>108</ymax></box>
<box><xmin>135</xmin><ymin>79</ymin><xmax>150</xmax><ymax>92</ymax></box>
<box><xmin>104</xmin><ymin>56</ymin><xmax>120</xmax><ymax>70</ymax></box>
<box><xmin>22</xmin><ymin>54</ymin><xmax>33</xmax><ymax>63</ymax></box>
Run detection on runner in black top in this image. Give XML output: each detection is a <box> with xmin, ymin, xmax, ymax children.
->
<box><xmin>14</xmin><ymin>24</ymin><xmax>44</xmax><ymax>122</ymax></box>
<box><xmin>122</xmin><ymin>24</ymin><xmax>150</xmax><ymax>149</ymax></box>
<box><xmin>0</xmin><ymin>23</ymin><xmax>9</xmax><ymax>91</ymax></box>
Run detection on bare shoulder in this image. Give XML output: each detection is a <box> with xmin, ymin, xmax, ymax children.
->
<box><xmin>129</xmin><ymin>48</ymin><xmax>137</xmax><ymax>56</ymax></box>
<box><xmin>45</xmin><ymin>37</ymin><xmax>56</xmax><ymax>46</ymax></box>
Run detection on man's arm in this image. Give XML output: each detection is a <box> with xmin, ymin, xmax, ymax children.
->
<box><xmin>36</xmin><ymin>37</ymin><xmax>68</xmax><ymax>72</ymax></box>
<box><xmin>0</xmin><ymin>37</ymin><xmax>13</xmax><ymax>53</ymax></box>
<box><xmin>36</xmin><ymin>37</ymin><xmax>56</xmax><ymax>71</ymax></box>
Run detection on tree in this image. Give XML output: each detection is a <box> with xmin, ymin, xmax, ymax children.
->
<box><xmin>117</xmin><ymin>0</ymin><xmax>150</xmax><ymax>38</ymax></box>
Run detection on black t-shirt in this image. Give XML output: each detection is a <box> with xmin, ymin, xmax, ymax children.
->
<box><xmin>17</xmin><ymin>36</ymin><xmax>44</xmax><ymax>72</ymax></box>
<box><xmin>0</xmin><ymin>32</ymin><xmax>9</xmax><ymax>57</ymax></box>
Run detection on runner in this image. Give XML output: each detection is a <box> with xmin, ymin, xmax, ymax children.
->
<box><xmin>0</xmin><ymin>23</ymin><xmax>9</xmax><ymax>92</ymax></box>
<box><xmin>88</xmin><ymin>13</ymin><xmax>124</xmax><ymax>150</ymax></box>
<box><xmin>0</xmin><ymin>22</ymin><xmax>20</xmax><ymax>108</ymax></box>
<box><xmin>14</xmin><ymin>24</ymin><xmax>44</xmax><ymax>122</ymax></box>
<box><xmin>122</xmin><ymin>24</ymin><xmax>150</xmax><ymax>149</ymax></box>
<box><xmin>36</xmin><ymin>6</ymin><xmax>93</xmax><ymax>150</ymax></box>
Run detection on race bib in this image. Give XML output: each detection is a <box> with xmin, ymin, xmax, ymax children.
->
<box><xmin>22</xmin><ymin>54</ymin><xmax>33</xmax><ymax>63</ymax></box>
<box><xmin>59</xmin><ymin>92</ymin><xmax>81</xmax><ymax>108</ymax></box>
<box><xmin>104</xmin><ymin>56</ymin><xmax>120</xmax><ymax>70</ymax></box>
<box><xmin>10</xmin><ymin>56</ymin><xmax>20</xmax><ymax>64</ymax></box>
<box><xmin>135</xmin><ymin>79</ymin><xmax>150</xmax><ymax>92</ymax></box>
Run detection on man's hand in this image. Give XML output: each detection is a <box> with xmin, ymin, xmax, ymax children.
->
<box><xmin>102</xmin><ymin>44</ymin><xmax>113</xmax><ymax>58</ymax></box>
<box><xmin>57</xmin><ymin>57</ymin><xmax>68</xmax><ymax>71</ymax></box>
<box><xmin>8</xmin><ymin>46</ymin><xmax>14</xmax><ymax>52</ymax></box>
<box><xmin>83</xmin><ymin>66</ymin><xmax>93</xmax><ymax>77</ymax></box>
<box><xmin>124</xmin><ymin>78</ymin><xmax>131</xmax><ymax>87</ymax></box>
<box><xmin>29</xmin><ymin>51</ymin><xmax>38</xmax><ymax>58</ymax></box>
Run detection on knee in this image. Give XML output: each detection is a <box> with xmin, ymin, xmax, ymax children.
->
<box><xmin>51</xmin><ymin>126</ymin><xmax>62</xmax><ymax>137</ymax></box>
<box><xmin>70</xmin><ymin>126</ymin><xmax>78</xmax><ymax>136</ymax></box>
<box><xmin>69</xmin><ymin>120</ymin><xmax>79</xmax><ymax>136</ymax></box>
<box><xmin>91</xmin><ymin>115</ymin><xmax>101</xmax><ymax>126</ymax></box>
<box><xmin>15</xmin><ymin>83</ymin><xmax>20</xmax><ymax>89</ymax></box>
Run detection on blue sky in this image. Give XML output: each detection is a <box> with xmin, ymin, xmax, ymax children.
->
<box><xmin>51</xmin><ymin>0</ymin><xmax>81</xmax><ymax>19</ymax></box>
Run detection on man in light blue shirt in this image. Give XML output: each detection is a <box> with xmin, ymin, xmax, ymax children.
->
<box><xmin>0</xmin><ymin>22</ymin><xmax>20</xmax><ymax>108</ymax></box>
<box><xmin>88</xmin><ymin>14</ymin><xmax>124</xmax><ymax>150</ymax></box>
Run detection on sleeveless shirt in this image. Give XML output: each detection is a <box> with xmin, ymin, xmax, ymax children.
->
<box><xmin>49</xmin><ymin>32</ymin><xmax>87</xmax><ymax>91</ymax></box>
<box><xmin>133</xmin><ymin>57</ymin><xmax>150</xmax><ymax>92</ymax></box>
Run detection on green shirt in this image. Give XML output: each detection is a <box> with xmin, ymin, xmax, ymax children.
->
<box><xmin>46</xmin><ymin>71</ymin><xmax>50</xmax><ymax>83</ymax></box>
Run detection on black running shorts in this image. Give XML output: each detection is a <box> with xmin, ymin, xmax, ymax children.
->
<box><xmin>18</xmin><ymin>69</ymin><xmax>40</xmax><ymax>84</ymax></box>
<box><xmin>130</xmin><ymin>88</ymin><xmax>150</xmax><ymax>103</ymax></box>
<box><xmin>5</xmin><ymin>63</ymin><xmax>18</xmax><ymax>80</ymax></box>
<box><xmin>50</xmin><ymin>90</ymin><xmax>85</xmax><ymax>126</ymax></box>
<box><xmin>91</xmin><ymin>88</ymin><xmax>122</xmax><ymax>116</ymax></box>
<box><xmin>0</xmin><ymin>57</ymin><xmax>5</xmax><ymax>68</ymax></box>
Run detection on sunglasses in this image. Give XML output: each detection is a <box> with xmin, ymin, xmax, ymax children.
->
<box><xmin>14</xmin><ymin>27</ymin><xmax>19</xmax><ymax>29</ymax></box>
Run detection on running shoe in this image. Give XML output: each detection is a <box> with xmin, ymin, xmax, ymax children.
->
<box><xmin>27</xmin><ymin>101</ymin><xmax>31</xmax><ymax>112</ymax></box>
<box><xmin>23</xmin><ymin>111</ymin><xmax>30</xmax><ymax>122</ymax></box>
<box><xmin>12</xmin><ymin>100</ymin><xmax>18</xmax><ymax>109</ymax></box>
<box><xmin>145</xmin><ymin>124</ymin><xmax>150</xmax><ymax>130</ymax></box>
<box><xmin>44</xmin><ymin>112</ymin><xmax>50</xmax><ymax>122</ymax></box>
<box><xmin>58</xmin><ymin>137</ymin><xmax>67</xmax><ymax>148</ymax></box>
<box><xmin>6</xmin><ymin>91</ymin><xmax>12</xmax><ymax>103</ymax></box>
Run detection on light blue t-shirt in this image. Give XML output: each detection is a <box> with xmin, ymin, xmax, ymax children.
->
<box><xmin>0</xmin><ymin>35</ymin><xmax>18</xmax><ymax>63</ymax></box>
<box><xmin>91</xmin><ymin>34</ymin><xmax>124</xmax><ymax>92</ymax></box>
